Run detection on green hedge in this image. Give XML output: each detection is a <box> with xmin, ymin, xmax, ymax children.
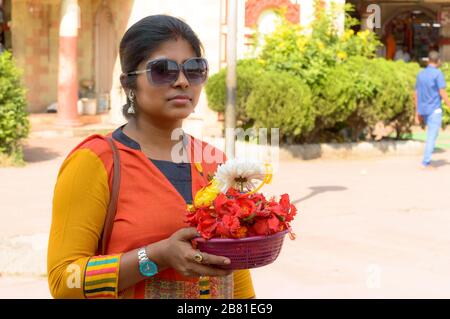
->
<box><xmin>245</xmin><ymin>70</ymin><xmax>314</xmax><ymax>140</ymax></box>
<box><xmin>206</xmin><ymin>57</ymin><xmax>419</xmax><ymax>143</ymax></box>
<box><xmin>205</xmin><ymin>59</ymin><xmax>264</xmax><ymax>128</ymax></box>
<box><xmin>0</xmin><ymin>51</ymin><xmax>29</xmax><ymax>165</ymax></box>
<box><xmin>206</xmin><ymin>59</ymin><xmax>315</xmax><ymax>141</ymax></box>
<box><xmin>311</xmin><ymin>56</ymin><xmax>377</xmax><ymax>141</ymax></box>
<box><xmin>440</xmin><ymin>63</ymin><xmax>450</xmax><ymax>127</ymax></box>
<box><xmin>320</xmin><ymin>57</ymin><xmax>419</xmax><ymax>142</ymax></box>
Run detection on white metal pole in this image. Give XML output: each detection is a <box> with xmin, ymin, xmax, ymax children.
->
<box><xmin>225</xmin><ymin>0</ymin><xmax>238</xmax><ymax>159</ymax></box>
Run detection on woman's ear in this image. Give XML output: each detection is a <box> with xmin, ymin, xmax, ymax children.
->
<box><xmin>120</xmin><ymin>74</ymin><xmax>128</xmax><ymax>90</ymax></box>
<box><xmin>120</xmin><ymin>73</ymin><xmax>138</xmax><ymax>97</ymax></box>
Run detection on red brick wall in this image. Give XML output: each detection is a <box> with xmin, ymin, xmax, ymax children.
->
<box><xmin>11</xmin><ymin>0</ymin><xmax>128</xmax><ymax>113</ymax></box>
<box><xmin>245</xmin><ymin>0</ymin><xmax>300</xmax><ymax>28</ymax></box>
<box><xmin>13</xmin><ymin>2</ymin><xmax>56</xmax><ymax>112</ymax></box>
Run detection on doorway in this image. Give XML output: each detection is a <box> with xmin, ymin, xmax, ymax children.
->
<box><xmin>0</xmin><ymin>0</ymin><xmax>11</xmax><ymax>51</ymax></box>
<box><xmin>383</xmin><ymin>9</ymin><xmax>439</xmax><ymax>64</ymax></box>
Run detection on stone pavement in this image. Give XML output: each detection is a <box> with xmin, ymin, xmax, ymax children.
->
<box><xmin>1</xmin><ymin>133</ymin><xmax>450</xmax><ymax>298</ymax></box>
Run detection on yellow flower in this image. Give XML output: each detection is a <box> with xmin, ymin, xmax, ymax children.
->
<box><xmin>342</xmin><ymin>29</ymin><xmax>354</xmax><ymax>41</ymax></box>
<box><xmin>296</xmin><ymin>38</ymin><xmax>306</xmax><ymax>51</ymax></box>
<box><xmin>194</xmin><ymin>178</ymin><xmax>221</xmax><ymax>208</ymax></box>
<box><xmin>337</xmin><ymin>51</ymin><xmax>348</xmax><ymax>60</ymax></box>
<box><xmin>316</xmin><ymin>40</ymin><xmax>325</xmax><ymax>50</ymax></box>
<box><xmin>357</xmin><ymin>30</ymin><xmax>370</xmax><ymax>39</ymax></box>
<box><xmin>235</xmin><ymin>226</ymin><xmax>248</xmax><ymax>239</ymax></box>
<box><xmin>257</xmin><ymin>58</ymin><xmax>267</xmax><ymax>66</ymax></box>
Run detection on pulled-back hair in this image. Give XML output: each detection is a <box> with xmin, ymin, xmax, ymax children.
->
<box><xmin>119</xmin><ymin>15</ymin><xmax>203</xmax><ymax>118</ymax></box>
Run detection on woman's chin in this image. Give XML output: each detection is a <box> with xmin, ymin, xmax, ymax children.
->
<box><xmin>167</xmin><ymin>107</ymin><xmax>195</xmax><ymax>120</ymax></box>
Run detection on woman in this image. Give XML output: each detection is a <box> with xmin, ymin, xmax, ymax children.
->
<box><xmin>47</xmin><ymin>15</ymin><xmax>255</xmax><ymax>299</ymax></box>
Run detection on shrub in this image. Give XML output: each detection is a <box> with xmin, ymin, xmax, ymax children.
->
<box><xmin>205</xmin><ymin>61</ymin><xmax>314</xmax><ymax>141</ymax></box>
<box><xmin>258</xmin><ymin>0</ymin><xmax>381</xmax><ymax>91</ymax></box>
<box><xmin>377</xmin><ymin>59</ymin><xmax>419</xmax><ymax>138</ymax></box>
<box><xmin>317</xmin><ymin>57</ymin><xmax>419</xmax><ymax>141</ymax></box>
<box><xmin>309</xmin><ymin>56</ymin><xmax>378</xmax><ymax>141</ymax></box>
<box><xmin>0</xmin><ymin>51</ymin><xmax>30</xmax><ymax>165</ymax></box>
<box><xmin>205</xmin><ymin>59</ymin><xmax>264</xmax><ymax>127</ymax></box>
<box><xmin>245</xmin><ymin>71</ymin><xmax>314</xmax><ymax>142</ymax></box>
<box><xmin>444</xmin><ymin>104</ymin><xmax>450</xmax><ymax>128</ymax></box>
<box><xmin>440</xmin><ymin>63</ymin><xmax>450</xmax><ymax>128</ymax></box>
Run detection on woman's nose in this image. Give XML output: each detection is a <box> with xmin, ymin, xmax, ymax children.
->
<box><xmin>172</xmin><ymin>70</ymin><xmax>190</xmax><ymax>89</ymax></box>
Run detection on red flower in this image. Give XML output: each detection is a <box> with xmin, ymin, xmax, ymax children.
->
<box><xmin>186</xmin><ymin>188</ymin><xmax>297</xmax><ymax>239</ymax></box>
<box><xmin>256</xmin><ymin>200</ymin><xmax>278</xmax><ymax>218</ymax></box>
<box><xmin>278</xmin><ymin>194</ymin><xmax>297</xmax><ymax>222</ymax></box>
<box><xmin>226</xmin><ymin>188</ymin><xmax>242</xmax><ymax>198</ymax></box>
<box><xmin>213</xmin><ymin>193</ymin><xmax>229</xmax><ymax>211</ymax></box>
<box><xmin>197</xmin><ymin>216</ymin><xmax>218</xmax><ymax>239</ymax></box>
<box><xmin>286</xmin><ymin>204</ymin><xmax>297</xmax><ymax>222</ymax></box>
<box><xmin>235</xmin><ymin>197</ymin><xmax>256</xmax><ymax>219</ymax></box>
<box><xmin>249</xmin><ymin>193</ymin><xmax>266</xmax><ymax>204</ymax></box>
<box><xmin>251</xmin><ymin>218</ymin><xmax>270</xmax><ymax>236</ymax></box>
<box><xmin>186</xmin><ymin>207</ymin><xmax>219</xmax><ymax>239</ymax></box>
<box><xmin>216</xmin><ymin>214</ymin><xmax>241</xmax><ymax>238</ymax></box>
<box><xmin>214</xmin><ymin>193</ymin><xmax>242</xmax><ymax>219</ymax></box>
<box><xmin>268</xmin><ymin>214</ymin><xmax>283</xmax><ymax>233</ymax></box>
<box><xmin>250</xmin><ymin>214</ymin><xmax>284</xmax><ymax>236</ymax></box>
<box><xmin>279</xmin><ymin>193</ymin><xmax>290</xmax><ymax>209</ymax></box>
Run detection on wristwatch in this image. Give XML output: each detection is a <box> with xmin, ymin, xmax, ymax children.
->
<box><xmin>137</xmin><ymin>247</ymin><xmax>158</xmax><ymax>277</ymax></box>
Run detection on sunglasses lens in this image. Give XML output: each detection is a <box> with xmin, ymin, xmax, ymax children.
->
<box><xmin>148</xmin><ymin>60</ymin><xmax>179</xmax><ymax>85</ymax></box>
<box><xmin>184</xmin><ymin>58</ymin><xmax>208</xmax><ymax>85</ymax></box>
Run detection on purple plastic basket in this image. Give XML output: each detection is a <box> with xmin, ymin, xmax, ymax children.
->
<box><xmin>193</xmin><ymin>230</ymin><xmax>289</xmax><ymax>270</ymax></box>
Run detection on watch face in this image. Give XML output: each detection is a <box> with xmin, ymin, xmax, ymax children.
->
<box><xmin>139</xmin><ymin>261</ymin><xmax>158</xmax><ymax>277</ymax></box>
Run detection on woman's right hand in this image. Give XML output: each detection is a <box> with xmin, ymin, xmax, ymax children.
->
<box><xmin>152</xmin><ymin>227</ymin><xmax>233</xmax><ymax>278</ymax></box>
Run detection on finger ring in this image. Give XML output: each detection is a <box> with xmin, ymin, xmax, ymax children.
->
<box><xmin>193</xmin><ymin>252</ymin><xmax>203</xmax><ymax>263</ymax></box>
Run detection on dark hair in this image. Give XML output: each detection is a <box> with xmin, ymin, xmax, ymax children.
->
<box><xmin>119</xmin><ymin>15</ymin><xmax>204</xmax><ymax>118</ymax></box>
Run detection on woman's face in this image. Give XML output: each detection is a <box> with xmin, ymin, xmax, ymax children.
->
<box><xmin>133</xmin><ymin>38</ymin><xmax>203</xmax><ymax>122</ymax></box>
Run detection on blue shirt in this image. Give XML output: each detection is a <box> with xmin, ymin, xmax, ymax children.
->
<box><xmin>415</xmin><ymin>65</ymin><xmax>446</xmax><ymax>115</ymax></box>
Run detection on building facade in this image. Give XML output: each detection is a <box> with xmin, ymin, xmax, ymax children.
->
<box><xmin>349</xmin><ymin>0</ymin><xmax>450</xmax><ymax>64</ymax></box>
<box><xmin>0</xmin><ymin>0</ymin><xmax>353</xmax><ymax>137</ymax></box>
<box><xmin>6</xmin><ymin>1</ymin><xmax>450</xmax><ymax>135</ymax></box>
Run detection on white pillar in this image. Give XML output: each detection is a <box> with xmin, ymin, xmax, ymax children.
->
<box><xmin>57</xmin><ymin>0</ymin><xmax>81</xmax><ymax>126</ymax></box>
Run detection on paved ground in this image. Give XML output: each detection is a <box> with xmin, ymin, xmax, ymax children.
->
<box><xmin>1</xmin><ymin>133</ymin><xmax>450</xmax><ymax>298</ymax></box>
<box><xmin>254</xmin><ymin>150</ymin><xmax>450</xmax><ymax>298</ymax></box>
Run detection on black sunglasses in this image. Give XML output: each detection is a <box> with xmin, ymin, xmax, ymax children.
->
<box><xmin>126</xmin><ymin>57</ymin><xmax>208</xmax><ymax>86</ymax></box>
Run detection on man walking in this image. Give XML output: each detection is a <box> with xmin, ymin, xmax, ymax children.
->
<box><xmin>415</xmin><ymin>51</ymin><xmax>450</xmax><ymax>169</ymax></box>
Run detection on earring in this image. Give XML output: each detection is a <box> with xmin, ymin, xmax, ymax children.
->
<box><xmin>128</xmin><ymin>90</ymin><xmax>135</xmax><ymax>114</ymax></box>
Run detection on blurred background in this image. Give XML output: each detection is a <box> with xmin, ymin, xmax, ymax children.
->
<box><xmin>1</xmin><ymin>0</ymin><xmax>450</xmax><ymax>299</ymax></box>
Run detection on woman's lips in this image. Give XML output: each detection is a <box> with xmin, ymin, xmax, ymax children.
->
<box><xmin>168</xmin><ymin>95</ymin><xmax>191</xmax><ymax>106</ymax></box>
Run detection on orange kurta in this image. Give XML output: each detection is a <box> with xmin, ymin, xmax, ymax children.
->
<box><xmin>47</xmin><ymin>128</ymin><xmax>255</xmax><ymax>299</ymax></box>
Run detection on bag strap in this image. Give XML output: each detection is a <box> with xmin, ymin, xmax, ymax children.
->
<box><xmin>100</xmin><ymin>136</ymin><xmax>121</xmax><ymax>255</ymax></box>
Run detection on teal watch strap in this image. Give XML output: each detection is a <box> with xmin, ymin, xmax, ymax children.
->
<box><xmin>138</xmin><ymin>247</ymin><xmax>158</xmax><ymax>277</ymax></box>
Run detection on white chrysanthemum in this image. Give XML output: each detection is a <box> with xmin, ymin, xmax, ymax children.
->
<box><xmin>215</xmin><ymin>159</ymin><xmax>266</xmax><ymax>193</ymax></box>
